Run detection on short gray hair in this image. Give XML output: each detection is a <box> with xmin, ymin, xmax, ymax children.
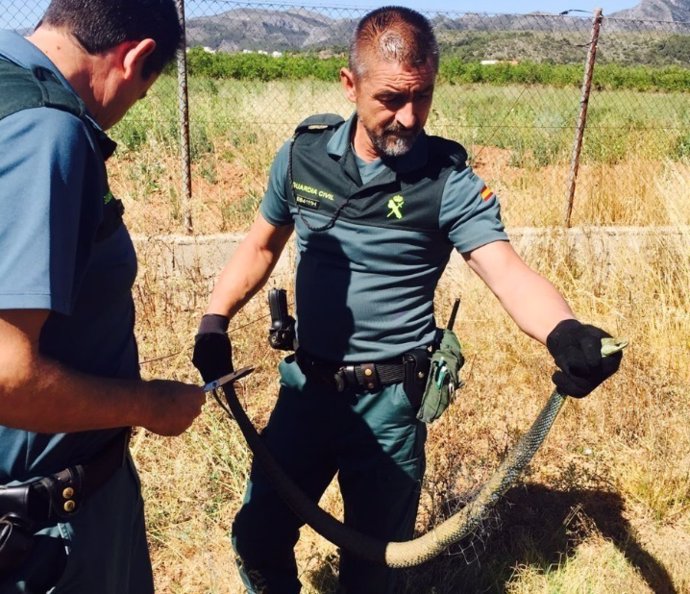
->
<box><xmin>349</xmin><ymin>6</ymin><xmax>439</xmax><ymax>79</ymax></box>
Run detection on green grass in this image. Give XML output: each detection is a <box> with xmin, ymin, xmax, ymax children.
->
<box><xmin>113</xmin><ymin>74</ymin><xmax>690</xmax><ymax>169</ymax></box>
<box><xmin>108</xmin><ymin>76</ymin><xmax>690</xmax><ymax>234</ymax></box>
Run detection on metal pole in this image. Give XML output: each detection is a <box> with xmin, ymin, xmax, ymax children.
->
<box><xmin>175</xmin><ymin>0</ymin><xmax>193</xmax><ymax>234</ymax></box>
<box><xmin>564</xmin><ymin>8</ymin><xmax>603</xmax><ymax>228</ymax></box>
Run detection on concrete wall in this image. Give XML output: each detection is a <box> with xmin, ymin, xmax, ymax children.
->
<box><xmin>132</xmin><ymin>226</ymin><xmax>689</xmax><ymax>283</ymax></box>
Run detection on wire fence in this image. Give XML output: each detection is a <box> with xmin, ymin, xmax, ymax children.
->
<box><xmin>4</xmin><ymin>1</ymin><xmax>690</xmax><ymax>231</ymax></box>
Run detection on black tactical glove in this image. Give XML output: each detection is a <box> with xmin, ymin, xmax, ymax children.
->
<box><xmin>546</xmin><ymin>319</ymin><xmax>622</xmax><ymax>398</ymax></box>
<box><xmin>192</xmin><ymin>314</ymin><xmax>233</xmax><ymax>383</ymax></box>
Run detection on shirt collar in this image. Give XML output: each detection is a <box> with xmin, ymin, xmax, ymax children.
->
<box><xmin>1</xmin><ymin>31</ymin><xmax>56</xmax><ymax>72</ymax></box>
<box><xmin>326</xmin><ymin>111</ymin><xmax>430</xmax><ymax>175</ymax></box>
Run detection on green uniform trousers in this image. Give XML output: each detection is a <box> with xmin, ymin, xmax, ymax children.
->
<box><xmin>232</xmin><ymin>356</ymin><xmax>427</xmax><ymax>594</ymax></box>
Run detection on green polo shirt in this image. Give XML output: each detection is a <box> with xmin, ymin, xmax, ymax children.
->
<box><xmin>261</xmin><ymin>113</ymin><xmax>508</xmax><ymax>362</ymax></box>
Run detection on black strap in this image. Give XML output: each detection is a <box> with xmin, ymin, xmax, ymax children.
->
<box><xmin>0</xmin><ymin>57</ymin><xmax>123</xmax><ymax>243</ymax></box>
<box><xmin>0</xmin><ymin>430</ymin><xmax>130</xmax><ymax>525</ymax></box>
<box><xmin>0</xmin><ymin>57</ymin><xmax>117</xmax><ymax>160</ymax></box>
<box><xmin>0</xmin><ymin>59</ymin><xmax>84</xmax><ymax>122</ymax></box>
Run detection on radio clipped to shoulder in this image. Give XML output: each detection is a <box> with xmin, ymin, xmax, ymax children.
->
<box><xmin>268</xmin><ymin>289</ymin><xmax>296</xmax><ymax>351</ymax></box>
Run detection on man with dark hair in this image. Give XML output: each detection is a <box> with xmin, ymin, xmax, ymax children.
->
<box><xmin>0</xmin><ymin>1</ymin><xmax>204</xmax><ymax>592</ymax></box>
<box><xmin>193</xmin><ymin>6</ymin><xmax>622</xmax><ymax>593</ymax></box>
<box><xmin>38</xmin><ymin>0</ymin><xmax>182</xmax><ymax>78</ymax></box>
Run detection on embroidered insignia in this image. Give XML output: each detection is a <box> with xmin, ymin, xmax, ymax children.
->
<box><xmin>387</xmin><ymin>194</ymin><xmax>405</xmax><ymax>219</ymax></box>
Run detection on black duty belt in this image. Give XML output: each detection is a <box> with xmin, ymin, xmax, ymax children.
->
<box><xmin>296</xmin><ymin>349</ymin><xmax>406</xmax><ymax>393</ymax></box>
<box><xmin>0</xmin><ymin>430</ymin><xmax>130</xmax><ymax>526</ymax></box>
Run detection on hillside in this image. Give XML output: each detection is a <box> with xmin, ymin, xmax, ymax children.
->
<box><xmin>611</xmin><ymin>0</ymin><xmax>690</xmax><ymax>20</ymax></box>
<box><xmin>186</xmin><ymin>0</ymin><xmax>690</xmax><ymax>57</ymax></box>
<box><xmin>186</xmin><ymin>8</ymin><xmax>354</xmax><ymax>53</ymax></box>
<box><xmin>184</xmin><ymin>1</ymin><xmax>690</xmax><ymax>68</ymax></box>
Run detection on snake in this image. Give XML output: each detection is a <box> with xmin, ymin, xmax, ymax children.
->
<box><xmin>215</xmin><ymin>337</ymin><xmax>626</xmax><ymax>567</ymax></box>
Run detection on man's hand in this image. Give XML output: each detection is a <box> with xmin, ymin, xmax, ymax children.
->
<box><xmin>192</xmin><ymin>314</ymin><xmax>233</xmax><ymax>383</ymax></box>
<box><xmin>546</xmin><ymin>319</ymin><xmax>622</xmax><ymax>398</ymax></box>
<box><xmin>141</xmin><ymin>380</ymin><xmax>205</xmax><ymax>436</ymax></box>
<box><xmin>0</xmin><ymin>309</ymin><xmax>206</xmax><ymax>434</ymax></box>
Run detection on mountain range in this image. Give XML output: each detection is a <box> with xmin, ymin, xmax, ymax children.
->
<box><xmin>613</xmin><ymin>0</ymin><xmax>690</xmax><ymax>20</ymax></box>
<box><xmin>185</xmin><ymin>0</ymin><xmax>690</xmax><ymax>54</ymax></box>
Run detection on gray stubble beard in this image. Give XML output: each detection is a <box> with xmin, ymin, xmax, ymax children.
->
<box><xmin>367</xmin><ymin>125</ymin><xmax>419</xmax><ymax>158</ymax></box>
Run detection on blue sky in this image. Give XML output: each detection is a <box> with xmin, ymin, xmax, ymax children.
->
<box><xmin>0</xmin><ymin>0</ymin><xmax>640</xmax><ymax>30</ymax></box>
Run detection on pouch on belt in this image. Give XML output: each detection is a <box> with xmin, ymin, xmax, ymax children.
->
<box><xmin>416</xmin><ymin>329</ymin><xmax>465</xmax><ymax>424</ymax></box>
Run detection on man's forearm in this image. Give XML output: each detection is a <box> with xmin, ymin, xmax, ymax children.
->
<box><xmin>0</xmin><ymin>353</ymin><xmax>205</xmax><ymax>436</ymax></box>
<box><xmin>496</xmin><ymin>270</ymin><xmax>574</xmax><ymax>343</ymax></box>
<box><xmin>206</xmin><ymin>240</ymin><xmax>278</xmax><ymax>319</ymax></box>
<box><xmin>466</xmin><ymin>241</ymin><xmax>574</xmax><ymax>344</ymax></box>
<box><xmin>206</xmin><ymin>216</ymin><xmax>293</xmax><ymax>320</ymax></box>
<box><xmin>0</xmin><ymin>309</ymin><xmax>203</xmax><ymax>436</ymax></box>
<box><xmin>0</xmin><ymin>353</ymin><xmax>150</xmax><ymax>433</ymax></box>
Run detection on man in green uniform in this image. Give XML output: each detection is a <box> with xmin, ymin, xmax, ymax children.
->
<box><xmin>0</xmin><ymin>1</ymin><xmax>205</xmax><ymax>591</ymax></box>
<box><xmin>192</xmin><ymin>7</ymin><xmax>622</xmax><ymax>593</ymax></box>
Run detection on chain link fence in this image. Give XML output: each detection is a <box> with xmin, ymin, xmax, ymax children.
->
<box><xmin>3</xmin><ymin>1</ymin><xmax>690</xmax><ymax>232</ymax></box>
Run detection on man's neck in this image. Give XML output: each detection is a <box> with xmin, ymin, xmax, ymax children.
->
<box><xmin>26</xmin><ymin>27</ymin><xmax>98</xmax><ymax>114</ymax></box>
<box><xmin>351</xmin><ymin>118</ymin><xmax>381</xmax><ymax>163</ymax></box>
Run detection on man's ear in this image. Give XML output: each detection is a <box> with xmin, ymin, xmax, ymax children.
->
<box><xmin>123</xmin><ymin>38</ymin><xmax>157</xmax><ymax>80</ymax></box>
<box><xmin>340</xmin><ymin>67</ymin><xmax>357</xmax><ymax>103</ymax></box>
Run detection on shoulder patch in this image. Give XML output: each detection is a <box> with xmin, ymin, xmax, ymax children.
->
<box><xmin>294</xmin><ymin>113</ymin><xmax>345</xmax><ymax>135</ymax></box>
<box><xmin>479</xmin><ymin>184</ymin><xmax>495</xmax><ymax>201</ymax></box>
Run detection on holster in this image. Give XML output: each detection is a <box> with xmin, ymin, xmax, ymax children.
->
<box><xmin>402</xmin><ymin>348</ymin><xmax>432</xmax><ymax>409</ymax></box>
<box><xmin>0</xmin><ymin>514</ymin><xmax>33</xmax><ymax>576</ymax></box>
<box><xmin>0</xmin><ymin>430</ymin><xmax>129</xmax><ymax>578</ymax></box>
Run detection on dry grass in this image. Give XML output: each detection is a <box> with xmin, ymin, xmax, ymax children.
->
<box><xmin>110</xmin><ymin>87</ymin><xmax>690</xmax><ymax>593</ymax></box>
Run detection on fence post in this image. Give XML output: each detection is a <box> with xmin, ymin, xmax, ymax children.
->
<box><xmin>175</xmin><ymin>0</ymin><xmax>193</xmax><ymax>234</ymax></box>
<box><xmin>564</xmin><ymin>7</ymin><xmax>603</xmax><ymax>228</ymax></box>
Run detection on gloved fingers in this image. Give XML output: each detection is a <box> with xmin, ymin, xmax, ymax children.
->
<box><xmin>552</xmin><ymin>370</ymin><xmax>593</xmax><ymax>398</ymax></box>
<box><xmin>579</xmin><ymin>330</ymin><xmax>607</xmax><ymax>369</ymax></box>
<box><xmin>194</xmin><ymin>362</ymin><xmax>231</xmax><ymax>384</ymax></box>
<box><xmin>600</xmin><ymin>349</ymin><xmax>623</xmax><ymax>377</ymax></box>
<box><xmin>556</xmin><ymin>345</ymin><xmax>588</xmax><ymax>377</ymax></box>
<box><xmin>572</xmin><ymin>332</ymin><xmax>622</xmax><ymax>379</ymax></box>
<box><xmin>547</xmin><ymin>319</ymin><xmax>624</xmax><ymax>398</ymax></box>
<box><xmin>552</xmin><ymin>350</ymin><xmax>621</xmax><ymax>398</ymax></box>
<box><xmin>192</xmin><ymin>332</ymin><xmax>233</xmax><ymax>383</ymax></box>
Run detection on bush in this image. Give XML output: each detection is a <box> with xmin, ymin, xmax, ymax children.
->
<box><xmin>186</xmin><ymin>47</ymin><xmax>344</xmax><ymax>81</ymax></box>
<box><xmin>185</xmin><ymin>47</ymin><xmax>690</xmax><ymax>95</ymax></box>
